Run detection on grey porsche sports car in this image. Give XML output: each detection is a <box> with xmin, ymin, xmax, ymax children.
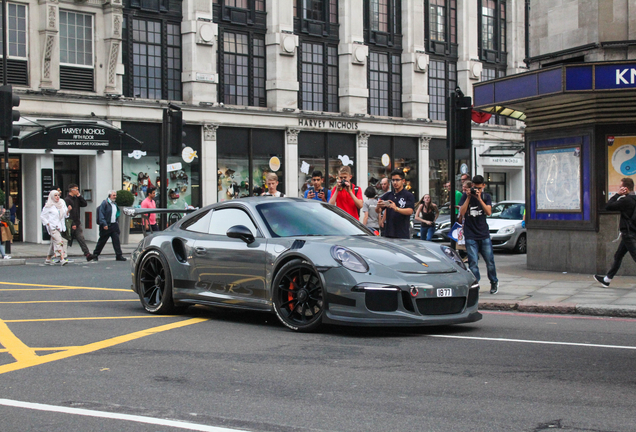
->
<box><xmin>128</xmin><ymin>197</ymin><xmax>481</xmax><ymax>332</ymax></box>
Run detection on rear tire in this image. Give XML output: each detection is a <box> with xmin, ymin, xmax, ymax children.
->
<box><xmin>137</xmin><ymin>250</ymin><xmax>177</xmax><ymax>314</ymax></box>
<box><xmin>272</xmin><ymin>259</ymin><xmax>324</xmax><ymax>332</ymax></box>
<box><xmin>514</xmin><ymin>234</ymin><xmax>527</xmax><ymax>254</ymax></box>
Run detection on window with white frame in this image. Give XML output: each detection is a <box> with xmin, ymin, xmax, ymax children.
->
<box><xmin>59</xmin><ymin>10</ymin><xmax>94</xmax><ymax>91</ymax></box>
<box><xmin>0</xmin><ymin>3</ymin><xmax>28</xmax><ymax>85</ymax></box>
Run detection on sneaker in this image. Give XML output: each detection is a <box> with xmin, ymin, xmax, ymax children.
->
<box><xmin>92</xmin><ymin>255</ymin><xmax>98</xmax><ymax>262</ymax></box>
<box><xmin>60</xmin><ymin>259</ymin><xmax>69</xmax><ymax>266</ymax></box>
<box><xmin>52</xmin><ymin>257</ymin><xmax>61</xmax><ymax>264</ymax></box>
<box><xmin>490</xmin><ymin>282</ymin><xmax>499</xmax><ymax>295</ymax></box>
<box><xmin>3</xmin><ymin>255</ymin><xmax>10</xmax><ymax>259</ymax></box>
<box><xmin>593</xmin><ymin>274</ymin><xmax>610</xmax><ymax>287</ymax></box>
<box><xmin>115</xmin><ymin>256</ymin><xmax>128</xmax><ymax>262</ymax></box>
<box><xmin>45</xmin><ymin>258</ymin><xmax>52</xmax><ymax>265</ymax></box>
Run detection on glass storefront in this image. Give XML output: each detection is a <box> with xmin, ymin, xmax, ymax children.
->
<box><xmin>297</xmin><ymin>132</ymin><xmax>357</xmax><ymax>195</ymax></box>
<box><xmin>0</xmin><ymin>156</ymin><xmax>21</xmax><ymax>241</ymax></box>
<box><xmin>121</xmin><ymin>122</ymin><xmax>201</xmax><ymax>231</ymax></box>
<box><xmin>217</xmin><ymin>128</ymin><xmax>285</xmax><ymax>200</ymax></box>
<box><xmin>368</xmin><ymin>136</ymin><xmax>418</xmax><ymax>199</ymax></box>
<box><xmin>428</xmin><ymin>138</ymin><xmax>470</xmax><ymax>208</ymax></box>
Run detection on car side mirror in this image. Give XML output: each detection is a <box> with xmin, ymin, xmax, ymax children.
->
<box><xmin>227</xmin><ymin>225</ymin><xmax>255</xmax><ymax>244</ymax></box>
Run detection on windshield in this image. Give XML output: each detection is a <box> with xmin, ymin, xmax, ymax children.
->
<box><xmin>256</xmin><ymin>201</ymin><xmax>370</xmax><ymax>238</ymax></box>
<box><xmin>439</xmin><ymin>205</ymin><xmax>450</xmax><ymax>215</ymax></box>
<box><xmin>489</xmin><ymin>203</ymin><xmax>525</xmax><ymax>220</ymax></box>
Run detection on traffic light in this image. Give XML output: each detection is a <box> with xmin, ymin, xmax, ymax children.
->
<box><xmin>0</xmin><ymin>85</ymin><xmax>20</xmax><ymax>140</ymax></box>
<box><xmin>170</xmin><ymin>110</ymin><xmax>186</xmax><ymax>155</ymax></box>
<box><xmin>455</xmin><ymin>96</ymin><xmax>472</xmax><ymax>150</ymax></box>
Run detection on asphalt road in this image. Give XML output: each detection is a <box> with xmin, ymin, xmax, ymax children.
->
<box><xmin>0</xmin><ymin>258</ymin><xmax>635</xmax><ymax>432</ymax></box>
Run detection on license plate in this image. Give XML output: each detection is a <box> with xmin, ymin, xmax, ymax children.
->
<box><xmin>437</xmin><ymin>288</ymin><xmax>452</xmax><ymax>297</ymax></box>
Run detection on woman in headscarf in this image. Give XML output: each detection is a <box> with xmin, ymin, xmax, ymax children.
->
<box><xmin>40</xmin><ymin>189</ymin><xmax>72</xmax><ymax>265</ymax></box>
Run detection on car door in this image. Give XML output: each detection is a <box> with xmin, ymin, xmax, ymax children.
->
<box><xmin>192</xmin><ymin>206</ymin><xmax>269</xmax><ymax>309</ymax></box>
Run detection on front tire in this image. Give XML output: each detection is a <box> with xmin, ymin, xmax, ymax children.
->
<box><xmin>137</xmin><ymin>250</ymin><xmax>177</xmax><ymax>314</ymax></box>
<box><xmin>514</xmin><ymin>234</ymin><xmax>527</xmax><ymax>254</ymax></box>
<box><xmin>272</xmin><ymin>259</ymin><xmax>324</xmax><ymax>332</ymax></box>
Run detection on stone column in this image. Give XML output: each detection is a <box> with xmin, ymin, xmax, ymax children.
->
<box><xmin>266</xmin><ymin>0</ymin><xmax>299</xmax><ymax>109</ymax></box>
<box><xmin>39</xmin><ymin>0</ymin><xmax>59</xmax><ymax>90</ymax></box>
<box><xmin>338</xmin><ymin>0</ymin><xmax>368</xmax><ymax>114</ymax></box>
<box><xmin>357</xmin><ymin>132</ymin><xmax>370</xmax><ymax>191</ymax></box>
<box><xmin>103</xmin><ymin>0</ymin><xmax>124</xmax><ymax>95</ymax></box>
<box><xmin>203</xmin><ymin>124</ymin><xmax>219</xmax><ymax>205</ymax></box>
<box><xmin>456</xmin><ymin>0</ymin><xmax>481</xmax><ymax>97</ymax></box>
<box><xmin>401</xmin><ymin>0</ymin><xmax>429</xmax><ymax>118</ymax></box>
<box><xmin>419</xmin><ymin>135</ymin><xmax>431</xmax><ymax>196</ymax></box>
<box><xmin>286</xmin><ymin>128</ymin><xmax>300</xmax><ymax>196</ymax></box>
<box><xmin>181</xmin><ymin>0</ymin><xmax>217</xmax><ymax>104</ymax></box>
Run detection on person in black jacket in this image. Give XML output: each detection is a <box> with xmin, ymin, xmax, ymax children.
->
<box><xmin>91</xmin><ymin>190</ymin><xmax>127</xmax><ymax>262</ymax></box>
<box><xmin>594</xmin><ymin>178</ymin><xmax>636</xmax><ymax>287</ymax></box>
<box><xmin>64</xmin><ymin>184</ymin><xmax>93</xmax><ymax>261</ymax></box>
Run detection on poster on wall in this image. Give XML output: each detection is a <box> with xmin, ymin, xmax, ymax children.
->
<box><xmin>607</xmin><ymin>135</ymin><xmax>636</xmax><ymax>198</ymax></box>
<box><xmin>535</xmin><ymin>146</ymin><xmax>582</xmax><ymax>211</ymax></box>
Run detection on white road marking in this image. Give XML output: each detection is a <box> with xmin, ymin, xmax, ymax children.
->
<box><xmin>0</xmin><ymin>399</ymin><xmax>250</xmax><ymax>432</ymax></box>
<box><xmin>428</xmin><ymin>334</ymin><xmax>636</xmax><ymax>350</ymax></box>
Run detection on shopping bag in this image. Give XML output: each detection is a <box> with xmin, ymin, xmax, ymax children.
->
<box><xmin>449</xmin><ymin>222</ymin><xmax>464</xmax><ymax>245</ymax></box>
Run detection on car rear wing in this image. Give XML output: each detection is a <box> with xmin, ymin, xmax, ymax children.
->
<box><xmin>123</xmin><ymin>207</ymin><xmax>197</xmax><ymax>236</ymax></box>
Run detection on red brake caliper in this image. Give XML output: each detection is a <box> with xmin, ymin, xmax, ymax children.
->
<box><xmin>288</xmin><ymin>277</ymin><xmax>296</xmax><ymax>311</ymax></box>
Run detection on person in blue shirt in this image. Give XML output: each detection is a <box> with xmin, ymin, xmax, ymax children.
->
<box><xmin>304</xmin><ymin>170</ymin><xmax>331</xmax><ymax>202</ymax></box>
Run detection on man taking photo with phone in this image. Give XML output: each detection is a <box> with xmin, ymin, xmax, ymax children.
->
<box><xmin>304</xmin><ymin>170</ymin><xmax>331</xmax><ymax>202</ymax></box>
<box><xmin>375</xmin><ymin>169</ymin><xmax>414</xmax><ymax>239</ymax></box>
<box><xmin>459</xmin><ymin>175</ymin><xmax>499</xmax><ymax>294</ymax></box>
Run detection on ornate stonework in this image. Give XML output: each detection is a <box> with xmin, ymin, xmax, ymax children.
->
<box><xmin>113</xmin><ymin>15</ymin><xmax>121</xmax><ymax>38</ymax></box>
<box><xmin>107</xmin><ymin>41</ymin><xmax>120</xmax><ymax>87</ymax></box>
<box><xmin>48</xmin><ymin>5</ymin><xmax>57</xmax><ymax>29</ymax></box>
<box><xmin>42</xmin><ymin>34</ymin><xmax>56</xmax><ymax>81</ymax></box>
<box><xmin>204</xmin><ymin>124</ymin><xmax>219</xmax><ymax>141</ymax></box>
<box><xmin>357</xmin><ymin>132</ymin><xmax>370</xmax><ymax>147</ymax></box>
<box><xmin>286</xmin><ymin>128</ymin><xmax>301</xmax><ymax>145</ymax></box>
<box><xmin>419</xmin><ymin>135</ymin><xmax>432</xmax><ymax>151</ymax></box>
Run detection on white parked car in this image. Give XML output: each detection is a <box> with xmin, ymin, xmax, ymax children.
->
<box><xmin>487</xmin><ymin>200</ymin><xmax>526</xmax><ymax>253</ymax></box>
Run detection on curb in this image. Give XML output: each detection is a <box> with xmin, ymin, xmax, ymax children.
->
<box><xmin>479</xmin><ymin>300</ymin><xmax>636</xmax><ymax>318</ymax></box>
<box><xmin>0</xmin><ymin>259</ymin><xmax>26</xmax><ymax>266</ymax></box>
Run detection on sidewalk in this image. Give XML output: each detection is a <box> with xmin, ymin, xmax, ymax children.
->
<box><xmin>2</xmin><ymin>239</ymin><xmax>636</xmax><ymax>318</ymax></box>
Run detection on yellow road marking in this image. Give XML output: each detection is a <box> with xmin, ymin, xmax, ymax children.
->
<box><xmin>5</xmin><ymin>316</ymin><xmax>176</xmax><ymax>323</ymax></box>
<box><xmin>0</xmin><ymin>318</ymin><xmax>208</xmax><ymax>375</ymax></box>
<box><xmin>0</xmin><ymin>300</ymin><xmax>137</xmax><ymax>304</ymax></box>
<box><xmin>0</xmin><ymin>320</ymin><xmax>38</xmax><ymax>362</ymax></box>
<box><xmin>0</xmin><ymin>282</ymin><xmax>130</xmax><ymax>292</ymax></box>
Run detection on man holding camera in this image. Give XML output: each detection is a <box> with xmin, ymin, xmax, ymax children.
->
<box><xmin>375</xmin><ymin>169</ymin><xmax>414</xmax><ymax>239</ymax></box>
<box><xmin>329</xmin><ymin>166</ymin><xmax>363</xmax><ymax>219</ymax></box>
<box><xmin>459</xmin><ymin>175</ymin><xmax>499</xmax><ymax>294</ymax></box>
<box><xmin>304</xmin><ymin>170</ymin><xmax>331</xmax><ymax>202</ymax></box>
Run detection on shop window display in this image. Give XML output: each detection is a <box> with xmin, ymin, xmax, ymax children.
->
<box><xmin>217</xmin><ymin>127</ymin><xmax>285</xmax><ymax>201</ymax></box>
<box><xmin>298</xmin><ymin>132</ymin><xmax>356</xmax><ymax>196</ymax></box>
<box><xmin>367</xmin><ymin>136</ymin><xmax>418</xmax><ymax>199</ymax></box>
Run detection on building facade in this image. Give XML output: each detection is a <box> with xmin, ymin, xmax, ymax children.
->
<box><xmin>0</xmin><ymin>0</ymin><xmax>525</xmax><ymax>243</ymax></box>
<box><xmin>474</xmin><ymin>0</ymin><xmax>636</xmax><ymax>274</ymax></box>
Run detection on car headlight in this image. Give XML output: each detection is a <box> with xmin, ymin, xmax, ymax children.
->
<box><xmin>440</xmin><ymin>245</ymin><xmax>467</xmax><ymax>270</ymax></box>
<box><xmin>331</xmin><ymin>246</ymin><xmax>369</xmax><ymax>273</ymax></box>
<box><xmin>439</xmin><ymin>222</ymin><xmax>451</xmax><ymax>230</ymax></box>
<box><xmin>497</xmin><ymin>225</ymin><xmax>516</xmax><ymax>235</ymax></box>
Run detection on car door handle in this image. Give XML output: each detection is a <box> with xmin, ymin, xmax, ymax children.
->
<box><xmin>195</xmin><ymin>247</ymin><xmax>207</xmax><ymax>255</ymax></box>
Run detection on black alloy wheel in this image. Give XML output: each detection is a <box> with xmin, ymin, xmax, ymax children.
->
<box><xmin>137</xmin><ymin>250</ymin><xmax>177</xmax><ymax>314</ymax></box>
<box><xmin>514</xmin><ymin>234</ymin><xmax>527</xmax><ymax>254</ymax></box>
<box><xmin>272</xmin><ymin>259</ymin><xmax>324</xmax><ymax>332</ymax></box>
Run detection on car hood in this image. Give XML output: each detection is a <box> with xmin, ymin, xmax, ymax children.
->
<box><xmin>299</xmin><ymin>236</ymin><xmax>458</xmax><ymax>274</ymax></box>
<box><xmin>486</xmin><ymin>218</ymin><xmax>521</xmax><ymax>230</ymax></box>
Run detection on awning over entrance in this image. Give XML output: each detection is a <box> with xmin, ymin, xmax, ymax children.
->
<box><xmin>479</xmin><ymin>143</ymin><xmax>525</xmax><ymax>157</ymax></box>
<box><xmin>9</xmin><ymin>118</ymin><xmax>143</xmax><ymax>150</ymax></box>
<box><xmin>473</xmin><ymin>61</ymin><xmax>636</xmax><ymax>126</ymax></box>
